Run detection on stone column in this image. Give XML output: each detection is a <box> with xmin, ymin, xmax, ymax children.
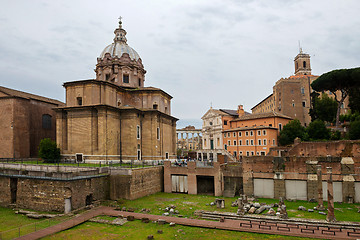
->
<box><xmin>341</xmin><ymin>157</ymin><xmax>355</xmax><ymax>203</ymax></box>
<box><xmin>192</xmin><ymin>133</ymin><xmax>194</xmax><ymax>149</ymax></box>
<box><xmin>316</xmin><ymin>165</ymin><xmax>325</xmax><ymax>210</ymax></box>
<box><xmin>186</xmin><ymin>133</ymin><xmax>190</xmax><ymax>150</ymax></box>
<box><xmin>198</xmin><ymin>133</ymin><xmax>201</xmax><ymax>149</ymax></box>
<box><xmin>326</xmin><ymin>167</ymin><xmax>336</xmax><ymax>222</ymax></box>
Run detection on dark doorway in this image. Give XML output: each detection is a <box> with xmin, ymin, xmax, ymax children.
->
<box><xmin>196</xmin><ymin>176</ymin><xmax>214</xmax><ymax>195</ymax></box>
<box><xmin>85</xmin><ymin>194</ymin><xmax>93</xmax><ymax>206</ymax></box>
<box><xmin>10</xmin><ymin>178</ymin><xmax>18</xmax><ymax>203</ymax></box>
<box><xmin>223</xmin><ymin>176</ymin><xmax>243</xmax><ymax>197</ymax></box>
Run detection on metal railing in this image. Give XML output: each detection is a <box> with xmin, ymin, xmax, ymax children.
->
<box><xmin>0</xmin><ymin>215</ymin><xmax>72</xmax><ymax>240</ymax></box>
<box><xmin>0</xmin><ymin>203</ymin><xmax>101</xmax><ymax>240</ymax></box>
<box><xmin>0</xmin><ymin>158</ymin><xmax>164</xmax><ymax>169</ymax></box>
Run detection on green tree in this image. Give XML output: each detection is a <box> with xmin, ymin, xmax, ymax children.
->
<box><xmin>38</xmin><ymin>138</ymin><xmax>60</xmax><ymax>163</ymax></box>
<box><xmin>279</xmin><ymin>119</ymin><xmax>307</xmax><ymax>146</ymax></box>
<box><xmin>309</xmin><ymin>93</ymin><xmax>337</xmax><ymax>122</ymax></box>
<box><xmin>349</xmin><ymin>87</ymin><xmax>360</xmax><ymax>112</ymax></box>
<box><xmin>349</xmin><ymin>120</ymin><xmax>360</xmax><ymax>140</ymax></box>
<box><xmin>306</xmin><ymin>120</ymin><xmax>330</xmax><ymax>140</ymax></box>
<box><xmin>311</xmin><ymin>67</ymin><xmax>360</xmax><ymax>128</ymax></box>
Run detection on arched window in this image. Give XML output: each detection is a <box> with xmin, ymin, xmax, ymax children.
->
<box><xmin>42</xmin><ymin>114</ymin><xmax>52</xmax><ymax>129</ymax></box>
<box><xmin>303</xmin><ymin>61</ymin><xmax>306</xmax><ymax>68</ymax></box>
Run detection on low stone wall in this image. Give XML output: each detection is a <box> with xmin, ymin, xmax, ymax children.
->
<box><xmin>0</xmin><ymin>174</ymin><xmax>109</xmax><ymax>212</ymax></box>
<box><xmin>110</xmin><ymin>166</ymin><xmax>163</xmax><ymax>200</ymax></box>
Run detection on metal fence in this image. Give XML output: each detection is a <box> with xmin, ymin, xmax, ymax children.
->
<box><xmin>0</xmin><ymin>216</ymin><xmax>69</xmax><ymax>240</ymax></box>
<box><xmin>0</xmin><ymin>204</ymin><xmax>100</xmax><ymax>240</ymax></box>
<box><xmin>0</xmin><ymin>158</ymin><xmax>164</xmax><ymax>169</ymax></box>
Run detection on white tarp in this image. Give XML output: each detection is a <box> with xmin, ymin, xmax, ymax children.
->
<box><xmin>285</xmin><ymin>180</ymin><xmax>307</xmax><ymax>200</ymax></box>
<box><xmin>171</xmin><ymin>175</ymin><xmax>188</xmax><ymax>193</ymax></box>
<box><xmin>355</xmin><ymin>182</ymin><xmax>360</xmax><ymax>203</ymax></box>
<box><xmin>322</xmin><ymin>181</ymin><xmax>343</xmax><ymax>202</ymax></box>
<box><xmin>254</xmin><ymin>179</ymin><xmax>274</xmax><ymax>198</ymax></box>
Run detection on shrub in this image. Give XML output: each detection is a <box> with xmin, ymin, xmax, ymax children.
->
<box><xmin>307</xmin><ymin>120</ymin><xmax>330</xmax><ymax>140</ymax></box>
<box><xmin>349</xmin><ymin>120</ymin><xmax>360</xmax><ymax>140</ymax></box>
<box><xmin>330</xmin><ymin>130</ymin><xmax>341</xmax><ymax>140</ymax></box>
<box><xmin>279</xmin><ymin>120</ymin><xmax>307</xmax><ymax>146</ymax></box>
<box><xmin>38</xmin><ymin>138</ymin><xmax>60</xmax><ymax>163</ymax></box>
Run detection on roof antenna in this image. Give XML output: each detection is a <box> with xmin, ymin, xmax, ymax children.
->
<box><xmin>298</xmin><ymin>40</ymin><xmax>303</xmax><ymax>53</ymax></box>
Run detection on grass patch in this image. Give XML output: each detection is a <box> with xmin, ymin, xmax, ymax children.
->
<box><xmin>0</xmin><ymin>207</ymin><xmax>50</xmax><ymax>232</ymax></box>
<box><xmin>0</xmin><ymin>207</ymin><xmax>67</xmax><ymax>240</ymax></box>
<box><xmin>42</xmin><ymin>220</ymin><xmax>317</xmax><ymax>240</ymax></box>
<box><xmin>104</xmin><ymin>192</ymin><xmax>360</xmax><ymax>222</ymax></box>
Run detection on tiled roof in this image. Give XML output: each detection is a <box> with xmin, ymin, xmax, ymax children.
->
<box><xmin>231</xmin><ymin>111</ymin><xmax>292</xmax><ymax>121</ymax></box>
<box><xmin>0</xmin><ymin>86</ymin><xmax>64</xmax><ymax>105</ymax></box>
<box><xmin>220</xmin><ymin>109</ymin><xmax>238</xmax><ymax>116</ymax></box>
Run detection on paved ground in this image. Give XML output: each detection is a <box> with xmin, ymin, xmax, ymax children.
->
<box><xmin>16</xmin><ymin>206</ymin><xmax>360</xmax><ymax>240</ymax></box>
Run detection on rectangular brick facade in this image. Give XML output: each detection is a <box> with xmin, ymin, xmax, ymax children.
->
<box><xmin>0</xmin><ymin>87</ymin><xmax>63</xmax><ymax>158</ymax></box>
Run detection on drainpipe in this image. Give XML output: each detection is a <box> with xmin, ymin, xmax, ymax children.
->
<box><xmin>119</xmin><ymin>113</ymin><xmax>122</xmax><ymax>163</ymax></box>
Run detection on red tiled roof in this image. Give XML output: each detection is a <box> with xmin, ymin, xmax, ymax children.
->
<box><xmin>230</xmin><ymin>111</ymin><xmax>292</xmax><ymax>121</ymax></box>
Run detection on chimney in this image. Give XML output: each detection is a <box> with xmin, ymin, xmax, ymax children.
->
<box><xmin>237</xmin><ymin>105</ymin><xmax>245</xmax><ymax>117</ymax></box>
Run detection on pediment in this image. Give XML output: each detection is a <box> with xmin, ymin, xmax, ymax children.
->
<box><xmin>201</xmin><ymin>108</ymin><xmax>220</xmax><ymax>119</ymax></box>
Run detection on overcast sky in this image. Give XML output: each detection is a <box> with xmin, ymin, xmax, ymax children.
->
<box><xmin>1</xmin><ymin>0</ymin><xmax>359</xmax><ymax>128</ymax></box>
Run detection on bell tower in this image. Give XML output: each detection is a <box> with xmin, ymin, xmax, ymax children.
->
<box><xmin>294</xmin><ymin>47</ymin><xmax>311</xmax><ymax>76</ymax></box>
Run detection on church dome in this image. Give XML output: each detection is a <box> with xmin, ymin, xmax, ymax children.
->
<box><xmin>98</xmin><ymin>18</ymin><xmax>141</xmax><ymax>61</ymax></box>
<box><xmin>100</xmin><ymin>42</ymin><xmax>140</xmax><ymax>61</ymax></box>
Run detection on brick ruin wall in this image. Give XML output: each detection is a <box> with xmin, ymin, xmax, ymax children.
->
<box><xmin>242</xmin><ymin>155</ymin><xmax>359</xmax><ymax>202</ymax></box>
<box><xmin>110</xmin><ymin>166</ymin><xmax>163</xmax><ymax>200</ymax></box>
<box><xmin>0</xmin><ymin>175</ymin><xmax>109</xmax><ymax>212</ymax></box>
<box><xmin>0</xmin><ymin>164</ymin><xmax>164</xmax><ymax>212</ymax></box>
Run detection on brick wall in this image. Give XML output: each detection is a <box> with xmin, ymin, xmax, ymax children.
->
<box><xmin>110</xmin><ymin>166</ymin><xmax>163</xmax><ymax>200</ymax></box>
<box><xmin>0</xmin><ymin>96</ymin><xmax>60</xmax><ymax>158</ymax></box>
<box><xmin>0</xmin><ymin>175</ymin><xmax>109</xmax><ymax>212</ymax></box>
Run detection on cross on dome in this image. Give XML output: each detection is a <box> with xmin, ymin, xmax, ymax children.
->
<box><xmin>118</xmin><ymin>16</ymin><xmax>122</xmax><ymax>27</ymax></box>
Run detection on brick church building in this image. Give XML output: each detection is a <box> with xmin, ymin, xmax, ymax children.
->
<box><xmin>55</xmin><ymin>19</ymin><xmax>177</xmax><ymax>162</ymax></box>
